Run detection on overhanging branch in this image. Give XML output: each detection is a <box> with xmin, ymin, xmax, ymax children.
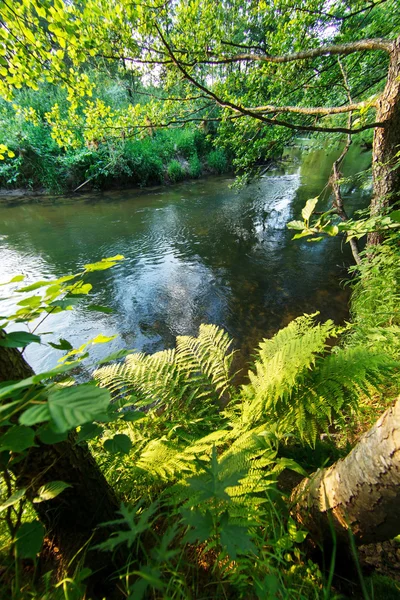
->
<box><xmin>155</xmin><ymin>25</ymin><xmax>384</xmax><ymax>135</ymax></box>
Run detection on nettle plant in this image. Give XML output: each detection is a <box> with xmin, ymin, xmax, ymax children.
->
<box><xmin>0</xmin><ymin>256</ymin><xmax>135</xmax><ymax>560</ymax></box>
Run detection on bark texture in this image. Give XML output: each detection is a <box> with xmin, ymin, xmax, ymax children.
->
<box><xmin>0</xmin><ymin>343</ymin><xmax>121</xmax><ymax>581</ymax></box>
<box><xmin>370</xmin><ymin>35</ymin><xmax>400</xmax><ymax>244</ymax></box>
<box><xmin>292</xmin><ymin>397</ymin><xmax>400</xmax><ymax>546</ymax></box>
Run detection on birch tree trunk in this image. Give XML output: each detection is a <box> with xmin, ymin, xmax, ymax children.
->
<box><xmin>292</xmin><ymin>397</ymin><xmax>400</xmax><ymax>546</ymax></box>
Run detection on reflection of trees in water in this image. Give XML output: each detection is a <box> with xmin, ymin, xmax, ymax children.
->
<box><xmin>0</xmin><ymin>146</ymin><xmax>371</xmax><ymax>370</ymax></box>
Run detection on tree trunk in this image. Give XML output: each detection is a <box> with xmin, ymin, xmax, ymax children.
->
<box><xmin>369</xmin><ymin>36</ymin><xmax>400</xmax><ymax>244</ymax></box>
<box><xmin>291</xmin><ymin>396</ymin><xmax>400</xmax><ymax>546</ymax></box>
<box><xmin>0</xmin><ymin>344</ymin><xmax>121</xmax><ymax>589</ymax></box>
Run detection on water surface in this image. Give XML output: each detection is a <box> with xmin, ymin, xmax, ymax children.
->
<box><xmin>0</xmin><ymin>144</ymin><xmax>371</xmax><ymax>373</ymax></box>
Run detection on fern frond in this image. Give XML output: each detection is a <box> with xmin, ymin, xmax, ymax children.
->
<box><xmin>240</xmin><ymin>314</ymin><xmax>336</xmax><ymax>429</ymax></box>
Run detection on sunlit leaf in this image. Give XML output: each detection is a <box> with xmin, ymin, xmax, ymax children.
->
<box><xmin>0</xmin><ymin>488</ymin><xmax>26</xmax><ymax>513</ymax></box>
<box><xmin>33</xmin><ymin>481</ymin><xmax>72</xmax><ymax>503</ymax></box>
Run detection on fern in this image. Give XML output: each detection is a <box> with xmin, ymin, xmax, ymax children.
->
<box><xmin>240</xmin><ymin>314</ymin><xmax>336</xmax><ymax>430</ymax></box>
<box><xmin>94</xmin><ymin>324</ymin><xmax>235</xmax><ymax>413</ymax></box>
<box><xmin>238</xmin><ymin>314</ymin><xmax>398</xmax><ymax>444</ymax></box>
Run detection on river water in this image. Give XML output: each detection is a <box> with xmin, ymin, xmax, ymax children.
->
<box><xmin>0</xmin><ymin>143</ymin><xmax>371</xmax><ymax>374</ymax></box>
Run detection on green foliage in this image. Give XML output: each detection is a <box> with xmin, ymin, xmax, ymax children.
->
<box><xmin>189</xmin><ymin>153</ymin><xmax>202</xmax><ymax>178</ymax></box>
<box><xmin>348</xmin><ymin>234</ymin><xmax>400</xmax><ymax>358</ymax></box>
<box><xmin>167</xmin><ymin>159</ymin><xmax>185</xmax><ymax>182</ymax></box>
<box><xmin>239</xmin><ymin>314</ymin><xmax>397</xmax><ymax>444</ymax></box>
<box><xmin>207</xmin><ymin>149</ymin><xmax>228</xmax><ymax>174</ymax></box>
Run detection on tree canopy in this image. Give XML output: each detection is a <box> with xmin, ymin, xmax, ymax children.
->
<box><xmin>1</xmin><ymin>0</ymin><xmax>399</xmax><ymax>167</ymax></box>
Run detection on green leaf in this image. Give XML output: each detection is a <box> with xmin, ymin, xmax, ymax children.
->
<box><xmin>37</xmin><ymin>425</ymin><xmax>68</xmax><ymax>445</ymax></box>
<box><xmin>91</xmin><ymin>334</ymin><xmax>117</xmax><ymax>344</ymax></box>
<box><xmin>220</xmin><ymin>519</ymin><xmax>256</xmax><ymax>558</ymax></box>
<box><xmin>301</xmin><ymin>197</ymin><xmax>319</xmax><ymax>223</ymax></box>
<box><xmin>0</xmin><ymin>488</ymin><xmax>26</xmax><ymax>513</ymax></box>
<box><xmin>76</xmin><ymin>422</ymin><xmax>103</xmax><ymax>443</ymax></box>
<box><xmin>19</xmin><ymin>404</ymin><xmax>51</xmax><ymax>426</ymax></box>
<box><xmin>18</xmin><ymin>280</ymin><xmax>55</xmax><ymax>292</ymax></box>
<box><xmin>98</xmin><ymin>349</ymin><xmax>134</xmax><ymax>364</ymax></box>
<box><xmin>0</xmin><ymin>331</ymin><xmax>41</xmax><ymax>348</ymax></box>
<box><xmin>0</xmin><ymin>275</ymin><xmax>25</xmax><ymax>287</ymax></box>
<box><xmin>104</xmin><ymin>434</ymin><xmax>132</xmax><ymax>454</ymax></box>
<box><xmin>15</xmin><ymin>521</ymin><xmax>45</xmax><ymax>560</ymax></box>
<box><xmin>49</xmin><ymin>338</ymin><xmax>73</xmax><ymax>351</ymax></box>
<box><xmin>122</xmin><ymin>410</ymin><xmax>146</xmax><ymax>422</ymax></box>
<box><xmin>389</xmin><ymin>210</ymin><xmax>400</xmax><ymax>223</ymax></box>
<box><xmin>287</xmin><ymin>220</ymin><xmax>305</xmax><ymax>230</ymax></box>
<box><xmin>50</xmin><ymin>297</ymin><xmax>81</xmax><ymax>309</ymax></box>
<box><xmin>48</xmin><ymin>383</ymin><xmax>111</xmax><ymax>433</ymax></box>
<box><xmin>182</xmin><ymin>509</ymin><xmax>214</xmax><ymax>543</ymax></box>
<box><xmin>86</xmin><ymin>304</ymin><xmax>113</xmax><ymax>314</ymax></box>
<box><xmin>33</xmin><ymin>481</ymin><xmax>72</xmax><ymax>503</ymax></box>
<box><xmin>17</xmin><ymin>296</ymin><xmax>42</xmax><ymax>308</ymax></box>
<box><xmin>0</xmin><ymin>426</ymin><xmax>36</xmax><ymax>452</ymax></box>
<box><xmin>84</xmin><ymin>255</ymin><xmax>124</xmax><ymax>272</ymax></box>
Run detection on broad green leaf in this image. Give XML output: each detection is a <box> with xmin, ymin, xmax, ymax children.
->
<box><xmin>49</xmin><ymin>338</ymin><xmax>73</xmax><ymax>351</ymax></box>
<box><xmin>122</xmin><ymin>410</ymin><xmax>146</xmax><ymax>422</ymax></box>
<box><xmin>37</xmin><ymin>426</ymin><xmax>68</xmax><ymax>445</ymax></box>
<box><xmin>76</xmin><ymin>422</ymin><xmax>103</xmax><ymax>443</ymax></box>
<box><xmin>182</xmin><ymin>509</ymin><xmax>213</xmax><ymax>543</ymax></box>
<box><xmin>48</xmin><ymin>383</ymin><xmax>111</xmax><ymax>433</ymax></box>
<box><xmin>19</xmin><ymin>404</ymin><xmax>51</xmax><ymax>426</ymax></box>
<box><xmin>301</xmin><ymin>197</ymin><xmax>318</xmax><ymax>223</ymax></box>
<box><xmin>17</xmin><ymin>296</ymin><xmax>42</xmax><ymax>308</ymax></box>
<box><xmin>33</xmin><ymin>481</ymin><xmax>72</xmax><ymax>503</ymax></box>
<box><xmin>0</xmin><ymin>425</ymin><xmax>36</xmax><ymax>452</ymax></box>
<box><xmin>287</xmin><ymin>220</ymin><xmax>305</xmax><ymax>230</ymax></box>
<box><xmin>0</xmin><ymin>331</ymin><xmax>41</xmax><ymax>348</ymax></box>
<box><xmin>15</xmin><ymin>521</ymin><xmax>45</xmax><ymax>560</ymax></box>
<box><xmin>104</xmin><ymin>433</ymin><xmax>132</xmax><ymax>454</ymax></box>
<box><xmin>50</xmin><ymin>297</ymin><xmax>81</xmax><ymax>310</ymax></box>
<box><xmin>390</xmin><ymin>210</ymin><xmax>400</xmax><ymax>223</ymax></box>
<box><xmin>0</xmin><ymin>488</ymin><xmax>26</xmax><ymax>513</ymax></box>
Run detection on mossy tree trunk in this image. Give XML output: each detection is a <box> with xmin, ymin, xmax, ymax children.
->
<box><xmin>292</xmin><ymin>397</ymin><xmax>400</xmax><ymax>546</ymax></box>
<box><xmin>369</xmin><ymin>36</ymin><xmax>400</xmax><ymax>244</ymax></box>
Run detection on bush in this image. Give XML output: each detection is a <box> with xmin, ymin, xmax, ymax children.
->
<box><xmin>189</xmin><ymin>153</ymin><xmax>202</xmax><ymax>178</ymax></box>
<box><xmin>167</xmin><ymin>159</ymin><xmax>185</xmax><ymax>182</ymax></box>
<box><xmin>207</xmin><ymin>148</ymin><xmax>228</xmax><ymax>173</ymax></box>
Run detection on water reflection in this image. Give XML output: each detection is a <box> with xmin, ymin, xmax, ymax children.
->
<box><xmin>0</xmin><ymin>143</ymin><xmax>371</xmax><ymax>372</ymax></box>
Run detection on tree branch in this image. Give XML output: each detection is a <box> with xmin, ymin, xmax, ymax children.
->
<box><xmin>198</xmin><ymin>38</ymin><xmax>393</xmax><ymax>65</ymax></box>
<box><xmin>244</xmin><ymin>100</ymin><xmax>375</xmax><ymax>117</ymax></box>
<box><xmin>154</xmin><ymin>25</ymin><xmax>384</xmax><ymax>135</ymax></box>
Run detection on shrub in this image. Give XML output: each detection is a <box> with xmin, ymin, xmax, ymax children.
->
<box><xmin>207</xmin><ymin>148</ymin><xmax>228</xmax><ymax>173</ymax></box>
<box><xmin>167</xmin><ymin>159</ymin><xmax>185</xmax><ymax>182</ymax></box>
<box><xmin>189</xmin><ymin>153</ymin><xmax>202</xmax><ymax>178</ymax></box>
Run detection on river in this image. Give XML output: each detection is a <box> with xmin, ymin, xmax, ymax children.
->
<box><xmin>0</xmin><ymin>143</ymin><xmax>371</xmax><ymax>374</ymax></box>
